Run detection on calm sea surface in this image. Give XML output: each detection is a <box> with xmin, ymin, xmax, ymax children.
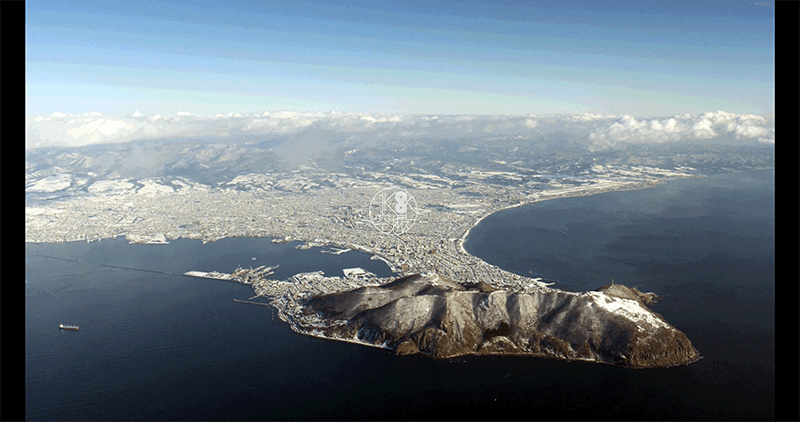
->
<box><xmin>26</xmin><ymin>169</ymin><xmax>774</xmax><ymax>420</ymax></box>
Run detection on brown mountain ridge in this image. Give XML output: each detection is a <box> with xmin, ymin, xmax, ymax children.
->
<box><xmin>294</xmin><ymin>273</ymin><xmax>701</xmax><ymax>368</ymax></box>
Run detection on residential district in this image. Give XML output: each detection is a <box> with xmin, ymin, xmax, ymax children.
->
<box><xmin>26</xmin><ymin>164</ymin><xmax>698</xmax><ymax>293</ymax></box>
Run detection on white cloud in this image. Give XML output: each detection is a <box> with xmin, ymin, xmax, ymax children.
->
<box><xmin>701</xmin><ymin>110</ymin><xmax>736</xmax><ymax>125</ymax></box>
<box><xmin>66</xmin><ymin>118</ymin><xmax>130</xmax><ymax>145</ymax></box>
<box><xmin>585</xmin><ymin>110</ymin><xmax>774</xmax><ymax>150</ymax></box>
<box><xmin>758</xmin><ymin>137</ymin><xmax>774</xmax><ymax>145</ymax></box>
<box><xmin>733</xmin><ymin>125</ymin><xmax>768</xmax><ymax>139</ymax></box>
<box><xmin>25</xmin><ymin>110</ymin><xmax>775</xmax><ymax>150</ymax></box>
<box><xmin>691</xmin><ymin>119</ymin><xmax>717</xmax><ymax>139</ymax></box>
<box><xmin>571</xmin><ymin>113</ymin><xmax>619</xmax><ymax>123</ymax></box>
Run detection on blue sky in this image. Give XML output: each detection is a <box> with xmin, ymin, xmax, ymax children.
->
<box><xmin>26</xmin><ymin>0</ymin><xmax>774</xmax><ymax>117</ymax></box>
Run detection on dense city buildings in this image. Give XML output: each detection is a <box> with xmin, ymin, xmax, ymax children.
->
<box><xmin>26</xmin><ymin>161</ymin><xmax>701</xmax><ymax>293</ymax></box>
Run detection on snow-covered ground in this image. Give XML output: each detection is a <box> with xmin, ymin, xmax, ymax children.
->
<box><xmin>583</xmin><ymin>291</ymin><xmax>669</xmax><ymax>330</ymax></box>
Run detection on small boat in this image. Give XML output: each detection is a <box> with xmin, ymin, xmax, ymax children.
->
<box><xmin>59</xmin><ymin>324</ymin><xmax>79</xmax><ymax>331</ymax></box>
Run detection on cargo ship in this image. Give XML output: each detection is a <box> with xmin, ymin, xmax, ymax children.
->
<box><xmin>58</xmin><ymin>324</ymin><xmax>79</xmax><ymax>331</ymax></box>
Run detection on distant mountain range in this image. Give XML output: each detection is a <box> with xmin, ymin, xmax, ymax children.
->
<box><xmin>26</xmin><ymin>133</ymin><xmax>773</xmax><ymax>188</ymax></box>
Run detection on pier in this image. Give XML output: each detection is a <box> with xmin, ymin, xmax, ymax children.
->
<box><xmin>100</xmin><ymin>264</ymin><xmax>174</xmax><ymax>276</ymax></box>
<box><xmin>29</xmin><ymin>254</ymin><xmax>81</xmax><ymax>263</ymax></box>
<box><xmin>233</xmin><ymin>298</ymin><xmax>274</xmax><ymax>306</ymax></box>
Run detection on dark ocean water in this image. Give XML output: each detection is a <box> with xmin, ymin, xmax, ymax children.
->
<box><xmin>465</xmin><ymin>169</ymin><xmax>775</xmax><ymax>419</ymax></box>
<box><xmin>26</xmin><ymin>169</ymin><xmax>774</xmax><ymax>420</ymax></box>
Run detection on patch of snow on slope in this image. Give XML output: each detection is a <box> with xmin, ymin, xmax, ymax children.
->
<box><xmin>27</xmin><ymin>174</ymin><xmax>72</xmax><ymax>192</ymax></box>
<box><xmin>136</xmin><ymin>179</ymin><xmax>174</xmax><ymax>196</ymax></box>
<box><xmin>585</xmin><ymin>291</ymin><xmax>669</xmax><ymax>330</ymax></box>
<box><xmin>88</xmin><ymin>179</ymin><xmax>135</xmax><ymax>195</ymax></box>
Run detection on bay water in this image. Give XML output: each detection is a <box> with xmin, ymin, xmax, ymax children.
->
<box><xmin>26</xmin><ymin>169</ymin><xmax>774</xmax><ymax>420</ymax></box>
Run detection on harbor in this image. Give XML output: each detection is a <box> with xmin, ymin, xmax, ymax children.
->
<box><xmin>183</xmin><ymin>265</ymin><xmax>279</xmax><ymax>285</ymax></box>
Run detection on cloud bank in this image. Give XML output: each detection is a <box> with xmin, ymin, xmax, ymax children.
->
<box><xmin>26</xmin><ymin>110</ymin><xmax>774</xmax><ymax>151</ymax></box>
<box><xmin>583</xmin><ymin>111</ymin><xmax>774</xmax><ymax>150</ymax></box>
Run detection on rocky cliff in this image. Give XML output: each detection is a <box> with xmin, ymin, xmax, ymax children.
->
<box><xmin>292</xmin><ymin>273</ymin><xmax>701</xmax><ymax>368</ymax></box>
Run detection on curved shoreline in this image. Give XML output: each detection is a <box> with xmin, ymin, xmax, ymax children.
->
<box><xmin>455</xmin><ymin>179</ymin><xmax>661</xmax><ymax>256</ymax></box>
<box><xmin>25</xmin><ymin>177</ymin><xmax>680</xmax><ymax>292</ymax></box>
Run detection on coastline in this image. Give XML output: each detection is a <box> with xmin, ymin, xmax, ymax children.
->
<box><xmin>24</xmin><ymin>176</ymin><xmax>703</xmax><ymax>293</ymax></box>
<box><xmin>455</xmin><ymin>179</ymin><xmax>662</xmax><ymax>255</ymax></box>
<box><xmin>23</xmin><ymin>178</ymin><xmax>675</xmax><ymax>292</ymax></box>
<box><xmin>25</xmin><ymin>168</ymin><xmax>774</xmax><ymax>421</ymax></box>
